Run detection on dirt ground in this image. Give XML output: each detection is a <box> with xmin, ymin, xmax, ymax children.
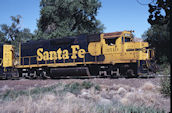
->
<box><xmin>0</xmin><ymin>77</ymin><xmax>170</xmax><ymax>112</ymax></box>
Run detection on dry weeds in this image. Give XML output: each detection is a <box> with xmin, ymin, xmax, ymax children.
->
<box><xmin>0</xmin><ymin>81</ymin><xmax>169</xmax><ymax>113</ymax></box>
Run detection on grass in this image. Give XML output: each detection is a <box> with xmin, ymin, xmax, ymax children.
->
<box><xmin>160</xmin><ymin>76</ymin><xmax>171</xmax><ymax>97</ymax></box>
<box><xmin>157</xmin><ymin>63</ymin><xmax>170</xmax><ymax>75</ymax></box>
<box><xmin>0</xmin><ymin>83</ymin><xmax>62</xmax><ymax>101</ymax></box>
<box><xmin>82</xmin><ymin>81</ymin><xmax>94</xmax><ymax>89</ymax></box>
<box><xmin>94</xmin><ymin>84</ymin><xmax>101</xmax><ymax>91</ymax></box>
<box><xmin>64</xmin><ymin>81</ymin><xmax>101</xmax><ymax>95</ymax></box>
<box><xmin>0</xmin><ymin>81</ymin><xmax>168</xmax><ymax>113</ymax></box>
<box><xmin>93</xmin><ymin>104</ymin><xmax>166</xmax><ymax>113</ymax></box>
<box><xmin>155</xmin><ymin>63</ymin><xmax>171</xmax><ymax>97</ymax></box>
<box><xmin>0</xmin><ymin>81</ymin><xmax>99</xmax><ymax>100</ymax></box>
<box><xmin>64</xmin><ymin>82</ymin><xmax>83</xmax><ymax>95</ymax></box>
<box><xmin>117</xmin><ymin>105</ymin><xmax>166</xmax><ymax>113</ymax></box>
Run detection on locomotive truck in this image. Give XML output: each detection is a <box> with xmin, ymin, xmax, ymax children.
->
<box><xmin>0</xmin><ymin>30</ymin><xmax>156</xmax><ymax>79</ymax></box>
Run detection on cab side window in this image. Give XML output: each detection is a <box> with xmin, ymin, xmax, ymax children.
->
<box><xmin>105</xmin><ymin>38</ymin><xmax>118</xmax><ymax>46</ymax></box>
<box><xmin>125</xmin><ymin>37</ymin><xmax>131</xmax><ymax>42</ymax></box>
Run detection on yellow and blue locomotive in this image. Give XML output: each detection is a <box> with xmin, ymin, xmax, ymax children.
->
<box><xmin>0</xmin><ymin>31</ymin><xmax>156</xmax><ymax>79</ymax></box>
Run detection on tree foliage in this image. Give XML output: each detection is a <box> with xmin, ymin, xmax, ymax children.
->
<box><xmin>142</xmin><ymin>0</ymin><xmax>170</xmax><ymax>63</ymax></box>
<box><xmin>0</xmin><ymin>31</ymin><xmax>7</xmax><ymax>42</ymax></box>
<box><xmin>0</xmin><ymin>15</ymin><xmax>33</xmax><ymax>44</ymax></box>
<box><xmin>0</xmin><ymin>15</ymin><xmax>33</xmax><ymax>52</ymax></box>
<box><xmin>37</xmin><ymin>0</ymin><xmax>104</xmax><ymax>39</ymax></box>
<box><xmin>148</xmin><ymin>0</ymin><xmax>171</xmax><ymax>25</ymax></box>
<box><xmin>142</xmin><ymin>24</ymin><xmax>170</xmax><ymax>63</ymax></box>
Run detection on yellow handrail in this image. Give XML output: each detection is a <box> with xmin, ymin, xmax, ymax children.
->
<box><xmin>17</xmin><ymin>52</ymin><xmax>122</xmax><ymax>66</ymax></box>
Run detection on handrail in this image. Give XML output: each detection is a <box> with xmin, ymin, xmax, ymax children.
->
<box><xmin>0</xmin><ymin>58</ymin><xmax>2</xmax><ymax>66</ymax></box>
<box><xmin>17</xmin><ymin>51</ymin><xmax>139</xmax><ymax>66</ymax></box>
<box><xmin>17</xmin><ymin>52</ymin><xmax>94</xmax><ymax>66</ymax></box>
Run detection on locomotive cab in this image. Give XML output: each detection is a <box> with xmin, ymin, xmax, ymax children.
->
<box><xmin>100</xmin><ymin>31</ymin><xmax>156</xmax><ymax>76</ymax></box>
<box><xmin>101</xmin><ymin>30</ymin><xmax>154</xmax><ymax>61</ymax></box>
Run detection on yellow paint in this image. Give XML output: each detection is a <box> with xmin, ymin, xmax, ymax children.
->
<box><xmin>71</xmin><ymin>45</ymin><xmax>79</xmax><ymax>59</ymax></box>
<box><xmin>19</xmin><ymin>43</ymin><xmax>21</xmax><ymax>65</ymax></box>
<box><xmin>3</xmin><ymin>44</ymin><xmax>14</xmax><ymax>67</ymax></box>
<box><xmin>57</xmin><ymin>48</ymin><xmax>62</xmax><ymax>60</ymax></box>
<box><xmin>49</xmin><ymin>51</ymin><xmax>57</xmax><ymax>60</ymax></box>
<box><xmin>3</xmin><ymin>30</ymin><xmax>154</xmax><ymax>69</ymax></box>
<box><xmin>43</xmin><ymin>51</ymin><xmax>49</xmax><ymax>60</ymax></box>
<box><xmin>62</xmin><ymin>49</ymin><xmax>69</xmax><ymax>59</ymax></box>
<box><xmin>37</xmin><ymin>48</ymin><xmax>43</xmax><ymax>61</ymax></box>
<box><xmin>99</xmin><ymin>30</ymin><xmax>152</xmax><ymax>62</ymax></box>
<box><xmin>78</xmin><ymin>49</ymin><xmax>86</xmax><ymax>58</ymax></box>
<box><xmin>37</xmin><ymin>45</ymin><xmax>86</xmax><ymax>61</ymax></box>
<box><xmin>88</xmin><ymin>42</ymin><xmax>102</xmax><ymax>56</ymax></box>
<box><xmin>16</xmin><ymin>59</ymin><xmax>137</xmax><ymax>69</ymax></box>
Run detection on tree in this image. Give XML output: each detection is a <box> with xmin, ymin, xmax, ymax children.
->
<box><xmin>0</xmin><ymin>31</ymin><xmax>7</xmax><ymax>42</ymax></box>
<box><xmin>37</xmin><ymin>0</ymin><xmax>104</xmax><ymax>39</ymax></box>
<box><xmin>141</xmin><ymin>0</ymin><xmax>170</xmax><ymax>63</ymax></box>
<box><xmin>0</xmin><ymin>15</ymin><xmax>33</xmax><ymax>44</ymax></box>
<box><xmin>0</xmin><ymin>15</ymin><xmax>33</xmax><ymax>52</ymax></box>
<box><xmin>148</xmin><ymin>0</ymin><xmax>171</xmax><ymax>25</ymax></box>
<box><xmin>142</xmin><ymin>24</ymin><xmax>170</xmax><ymax>63</ymax></box>
<box><xmin>1</xmin><ymin>15</ymin><xmax>21</xmax><ymax>42</ymax></box>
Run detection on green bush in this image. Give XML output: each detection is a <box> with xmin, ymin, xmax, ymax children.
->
<box><xmin>94</xmin><ymin>85</ymin><xmax>101</xmax><ymax>91</ymax></box>
<box><xmin>64</xmin><ymin>81</ymin><xmax>101</xmax><ymax>95</ymax></box>
<box><xmin>82</xmin><ymin>81</ymin><xmax>94</xmax><ymax>89</ymax></box>
<box><xmin>160</xmin><ymin>76</ymin><xmax>171</xmax><ymax>97</ymax></box>
<box><xmin>159</xmin><ymin>56</ymin><xmax>168</xmax><ymax>63</ymax></box>
<box><xmin>0</xmin><ymin>83</ymin><xmax>60</xmax><ymax>101</ymax></box>
<box><xmin>64</xmin><ymin>82</ymin><xmax>83</xmax><ymax>95</ymax></box>
<box><xmin>157</xmin><ymin>63</ymin><xmax>170</xmax><ymax>75</ymax></box>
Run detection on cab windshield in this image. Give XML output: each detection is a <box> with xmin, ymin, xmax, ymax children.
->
<box><xmin>124</xmin><ymin>33</ymin><xmax>132</xmax><ymax>42</ymax></box>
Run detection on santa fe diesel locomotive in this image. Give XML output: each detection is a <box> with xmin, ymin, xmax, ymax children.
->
<box><xmin>0</xmin><ymin>31</ymin><xmax>156</xmax><ymax>79</ymax></box>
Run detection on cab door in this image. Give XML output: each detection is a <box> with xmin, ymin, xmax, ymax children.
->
<box><xmin>102</xmin><ymin>37</ymin><xmax>122</xmax><ymax>62</ymax></box>
<box><xmin>3</xmin><ymin>45</ymin><xmax>14</xmax><ymax>67</ymax></box>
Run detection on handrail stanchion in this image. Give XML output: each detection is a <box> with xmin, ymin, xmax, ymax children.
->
<box><xmin>22</xmin><ymin>57</ymin><xmax>24</xmax><ymax>65</ymax></box>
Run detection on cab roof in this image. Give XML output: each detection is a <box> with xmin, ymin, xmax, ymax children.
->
<box><xmin>103</xmin><ymin>31</ymin><xmax>132</xmax><ymax>39</ymax></box>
